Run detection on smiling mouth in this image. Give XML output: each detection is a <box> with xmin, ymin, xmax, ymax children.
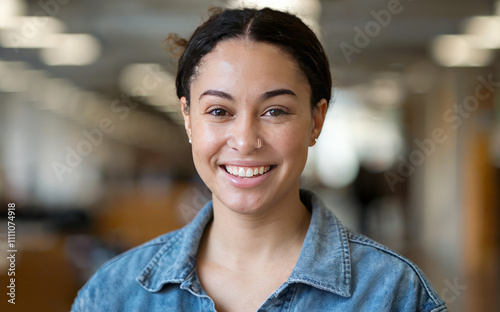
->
<box><xmin>222</xmin><ymin>165</ymin><xmax>276</xmax><ymax>178</ymax></box>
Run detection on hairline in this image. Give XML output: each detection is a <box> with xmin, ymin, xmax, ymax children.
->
<box><xmin>186</xmin><ymin>36</ymin><xmax>313</xmax><ymax>109</ymax></box>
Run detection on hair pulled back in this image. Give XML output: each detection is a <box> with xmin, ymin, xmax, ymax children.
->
<box><xmin>172</xmin><ymin>7</ymin><xmax>332</xmax><ymax>112</ymax></box>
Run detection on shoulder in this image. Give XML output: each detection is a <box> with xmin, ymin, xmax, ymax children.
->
<box><xmin>299</xmin><ymin>190</ymin><xmax>447</xmax><ymax>310</ymax></box>
<box><xmin>71</xmin><ymin>228</ymin><xmax>184</xmax><ymax>311</ymax></box>
<box><xmin>71</xmin><ymin>200</ymin><xmax>214</xmax><ymax>311</ymax></box>
<box><xmin>346</xmin><ymin>230</ymin><xmax>447</xmax><ymax>312</ymax></box>
<box><xmin>98</xmin><ymin>228</ymin><xmax>184</xmax><ymax>275</ymax></box>
<box><xmin>347</xmin><ymin>230</ymin><xmax>425</xmax><ymax>276</ymax></box>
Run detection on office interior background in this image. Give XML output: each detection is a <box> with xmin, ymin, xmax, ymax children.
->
<box><xmin>0</xmin><ymin>0</ymin><xmax>499</xmax><ymax>311</ymax></box>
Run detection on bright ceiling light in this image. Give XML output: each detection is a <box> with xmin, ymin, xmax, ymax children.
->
<box><xmin>431</xmin><ymin>34</ymin><xmax>494</xmax><ymax>67</ymax></box>
<box><xmin>146</xmin><ymin>72</ymin><xmax>178</xmax><ymax>111</ymax></box>
<box><xmin>40</xmin><ymin>34</ymin><xmax>101</xmax><ymax>66</ymax></box>
<box><xmin>0</xmin><ymin>16</ymin><xmax>64</xmax><ymax>48</ymax></box>
<box><xmin>118</xmin><ymin>63</ymin><xmax>179</xmax><ymax>112</ymax></box>
<box><xmin>119</xmin><ymin>63</ymin><xmax>168</xmax><ymax>96</ymax></box>
<box><xmin>0</xmin><ymin>0</ymin><xmax>26</xmax><ymax>28</ymax></box>
<box><xmin>463</xmin><ymin>16</ymin><xmax>500</xmax><ymax>49</ymax></box>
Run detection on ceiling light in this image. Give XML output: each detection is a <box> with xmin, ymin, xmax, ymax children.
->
<box><xmin>463</xmin><ymin>16</ymin><xmax>500</xmax><ymax>49</ymax></box>
<box><xmin>0</xmin><ymin>16</ymin><xmax>64</xmax><ymax>48</ymax></box>
<box><xmin>0</xmin><ymin>0</ymin><xmax>26</xmax><ymax>28</ymax></box>
<box><xmin>40</xmin><ymin>33</ymin><xmax>101</xmax><ymax>66</ymax></box>
<box><xmin>118</xmin><ymin>63</ymin><xmax>179</xmax><ymax>112</ymax></box>
<box><xmin>430</xmin><ymin>34</ymin><xmax>494</xmax><ymax>67</ymax></box>
<box><xmin>119</xmin><ymin>63</ymin><xmax>163</xmax><ymax>96</ymax></box>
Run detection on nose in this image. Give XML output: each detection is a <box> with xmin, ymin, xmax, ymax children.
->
<box><xmin>227</xmin><ymin>113</ymin><xmax>261</xmax><ymax>154</ymax></box>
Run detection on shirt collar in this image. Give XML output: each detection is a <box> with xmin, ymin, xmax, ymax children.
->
<box><xmin>137</xmin><ymin>189</ymin><xmax>352</xmax><ymax>298</ymax></box>
<box><xmin>136</xmin><ymin>202</ymin><xmax>212</xmax><ymax>292</ymax></box>
<box><xmin>287</xmin><ymin>189</ymin><xmax>352</xmax><ymax>297</ymax></box>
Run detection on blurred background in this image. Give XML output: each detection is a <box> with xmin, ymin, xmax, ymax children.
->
<box><xmin>0</xmin><ymin>0</ymin><xmax>499</xmax><ymax>311</ymax></box>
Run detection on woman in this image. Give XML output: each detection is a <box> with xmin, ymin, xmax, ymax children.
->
<box><xmin>72</xmin><ymin>7</ymin><xmax>447</xmax><ymax>312</ymax></box>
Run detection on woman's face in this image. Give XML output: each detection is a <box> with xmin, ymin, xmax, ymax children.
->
<box><xmin>181</xmin><ymin>39</ymin><xmax>326</xmax><ymax>214</ymax></box>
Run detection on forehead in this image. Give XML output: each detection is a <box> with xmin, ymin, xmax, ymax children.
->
<box><xmin>190</xmin><ymin>39</ymin><xmax>309</xmax><ymax>95</ymax></box>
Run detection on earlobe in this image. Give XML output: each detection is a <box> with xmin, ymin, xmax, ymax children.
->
<box><xmin>309</xmin><ymin>99</ymin><xmax>328</xmax><ymax>146</ymax></box>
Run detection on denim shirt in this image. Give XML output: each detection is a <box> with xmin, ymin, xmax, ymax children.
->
<box><xmin>72</xmin><ymin>190</ymin><xmax>447</xmax><ymax>311</ymax></box>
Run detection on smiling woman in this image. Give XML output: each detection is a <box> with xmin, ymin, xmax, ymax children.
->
<box><xmin>184</xmin><ymin>39</ymin><xmax>324</xmax><ymax>218</ymax></box>
<box><xmin>71</xmin><ymin>7</ymin><xmax>448</xmax><ymax>312</ymax></box>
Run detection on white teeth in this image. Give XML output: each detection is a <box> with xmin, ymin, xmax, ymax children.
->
<box><xmin>245</xmin><ymin>168</ymin><xmax>253</xmax><ymax>177</ymax></box>
<box><xmin>238</xmin><ymin>167</ymin><xmax>245</xmax><ymax>177</ymax></box>
<box><xmin>225</xmin><ymin>165</ymin><xmax>272</xmax><ymax>178</ymax></box>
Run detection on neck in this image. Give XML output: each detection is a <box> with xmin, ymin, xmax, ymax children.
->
<box><xmin>199</xmin><ymin>190</ymin><xmax>311</xmax><ymax>268</ymax></box>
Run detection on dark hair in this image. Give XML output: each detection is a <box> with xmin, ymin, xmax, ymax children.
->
<box><xmin>170</xmin><ymin>7</ymin><xmax>332</xmax><ymax>113</ymax></box>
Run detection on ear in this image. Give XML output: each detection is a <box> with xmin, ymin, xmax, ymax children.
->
<box><xmin>180</xmin><ymin>96</ymin><xmax>191</xmax><ymax>141</ymax></box>
<box><xmin>309</xmin><ymin>99</ymin><xmax>328</xmax><ymax>146</ymax></box>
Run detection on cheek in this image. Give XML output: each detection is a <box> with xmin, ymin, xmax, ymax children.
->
<box><xmin>271</xmin><ymin>122</ymin><xmax>311</xmax><ymax>159</ymax></box>
<box><xmin>191</xmin><ymin>138</ymin><xmax>219</xmax><ymax>184</ymax></box>
<box><xmin>191</xmin><ymin>122</ymin><xmax>226</xmax><ymax>166</ymax></box>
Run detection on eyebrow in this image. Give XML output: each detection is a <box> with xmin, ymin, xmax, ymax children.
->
<box><xmin>199</xmin><ymin>90</ymin><xmax>234</xmax><ymax>101</ymax></box>
<box><xmin>259</xmin><ymin>88</ymin><xmax>297</xmax><ymax>101</ymax></box>
<box><xmin>198</xmin><ymin>88</ymin><xmax>297</xmax><ymax>102</ymax></box>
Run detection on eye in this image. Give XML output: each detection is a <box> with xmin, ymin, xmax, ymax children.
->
<box><xmin>265</xmin><ymin>108</ymin><xmax>288</xmax><ymax>117</ymax></box>
<box><xmin>208</xmin><ymin>108</ymin><xmax>229</xmax><ymax>117</ymax></box>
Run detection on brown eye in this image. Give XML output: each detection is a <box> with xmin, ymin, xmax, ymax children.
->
<box><xmin>266</xmin><ymin>109</ymin><xmax>287</xmax><ymax>117</ymax></box>
<box><xmin>209</xmin><ymin>108</ymin><xmax>228</xmax><ymax>117</ymax></box>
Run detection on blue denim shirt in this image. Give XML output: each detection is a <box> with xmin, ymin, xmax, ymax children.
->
<box><xmin>72</xmin><ymin>190</ymin><xmax>447</xmax><ymax>311</ymax></box>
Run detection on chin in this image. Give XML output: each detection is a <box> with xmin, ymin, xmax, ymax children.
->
<box><xmin>213</xmin><ymin>189</ymin><xmax>270</xmax><ymax>215</ymax></box>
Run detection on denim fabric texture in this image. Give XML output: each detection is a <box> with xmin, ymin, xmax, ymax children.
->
<box><xmin>72</xmin><ymin>190</ymin><xmax>448</xmax><ymax>311</ymax></box>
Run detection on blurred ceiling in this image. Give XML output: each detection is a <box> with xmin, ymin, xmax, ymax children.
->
<box><xmin>322</xmin><ymin>0</ymin><xmax>495</xmax><ymax>83</ymax></box>
<box><xmin>1</xmin><ymin>0</ymin><xmax>495</xmax><ymax>98</ymax></box>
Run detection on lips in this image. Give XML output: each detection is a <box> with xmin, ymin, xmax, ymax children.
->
<box><xmin>222</xmin><ymin>165</ymin><xmax>275</xmax><ymax>178</ymax></box>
